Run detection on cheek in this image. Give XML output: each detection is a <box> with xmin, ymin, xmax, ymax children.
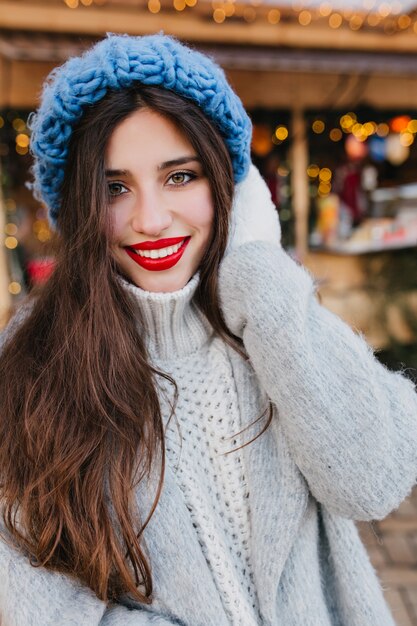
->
<box><xmin>110</xmin><ymin>206</ymin><xmax>130</xmax><ymax>243</ymax></box>
<box><xmin>188</xmin><ymin>189</ymin><xmax>214</xmax><ymax>234</ymax></box>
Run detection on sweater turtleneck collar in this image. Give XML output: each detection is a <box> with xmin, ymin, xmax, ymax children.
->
<box><xmin>120</xmin><ymin>273</ymin><xmax>214</xmax><ymax>362</ymax></box>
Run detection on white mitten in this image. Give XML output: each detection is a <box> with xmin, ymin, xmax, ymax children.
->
<box><xmin>225</xmin><ymin>163</ymin><xmax>282</xmax><ymax>256</ymax></box>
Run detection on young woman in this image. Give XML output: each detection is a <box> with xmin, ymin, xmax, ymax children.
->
<box><xmin>0</xmin><ymin>34</ymin><xmax>416</xmax><ymax>626</ymax></box>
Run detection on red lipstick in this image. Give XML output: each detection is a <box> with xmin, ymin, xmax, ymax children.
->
<box><xmin>130</xmin><ymin>237</ymin><xmax>186</xmax><ymax>251</ymax></box>
<box><xmin>125</xmin><ymin>236</ymin><xmax>191</xmax><ymax>272</ymax></box>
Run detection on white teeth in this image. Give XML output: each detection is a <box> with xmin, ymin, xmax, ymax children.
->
<box><xmin>134</xmin><ymin>239</ymin><xmax>186</xmax><ymax>259</ymax></box>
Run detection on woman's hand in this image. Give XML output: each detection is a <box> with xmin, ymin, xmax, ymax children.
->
<box><xmin>225</xmin><ymin>164</ymin><xmax>281</xmax><ymax>256</ymax></box>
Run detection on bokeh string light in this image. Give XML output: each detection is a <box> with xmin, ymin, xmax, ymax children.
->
<box><xmin>58</xmin><ymin>0</ymin><xmax>417</xmax><ymax>32</ymax></box>
<box><xmin>251</xmin><ymin>105</ymin><xmax>417</xmax><ymax>206</ymax></box>
<box><xmin>0</xmin><ymin>112</ymin><xmax>55</xmax><ymax>298</ymax></box>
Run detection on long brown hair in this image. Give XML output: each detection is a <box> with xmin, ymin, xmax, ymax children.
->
<box><xmin>0</xmin><ymin>86</ymin><xmax>271</xmax><ymax>604</ymax></box>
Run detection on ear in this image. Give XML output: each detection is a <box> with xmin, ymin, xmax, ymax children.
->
<box><xmin>225</xmin><ymin>164</ymin><xmax>282</xmax><ymax>256</ymax></box>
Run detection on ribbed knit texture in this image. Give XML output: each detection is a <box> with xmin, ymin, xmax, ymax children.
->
<box><xmin>28</xmin><ymin>33</ymin><xmax>252</xmax><ymax>224</ymax></box>
<box><xmin>1</xmin><ymin>242</ymin><xmax>417</xmax><ymax>625</ymax></box>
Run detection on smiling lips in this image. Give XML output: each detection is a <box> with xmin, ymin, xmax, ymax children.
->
<box><xmin>125</xmin><ymin>236</ymin><xmax>191</xmax><ymax>271</ymax></box>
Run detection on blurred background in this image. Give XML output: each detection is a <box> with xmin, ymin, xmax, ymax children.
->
<box><xmin>0</xmin><ymin>1</ymin><xmax>417</xmax><ymax>623</ymax></box>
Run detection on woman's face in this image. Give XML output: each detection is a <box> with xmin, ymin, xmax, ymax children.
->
<box><xmin>106</xmin><ymin>109</ymin><xmax>214</xmax><ymax>293</ymax></box>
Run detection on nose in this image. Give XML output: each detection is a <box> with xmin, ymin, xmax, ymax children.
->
<box><xmin>131</xmin><ymin>190</ymin><xmax>173</xmax><ymax>236</ymax></box>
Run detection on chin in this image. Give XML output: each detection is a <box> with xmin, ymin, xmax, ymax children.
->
<box><xmin>130</xmin><ymin>267</ymin><xmax>195</xmax><ymax>293</ymax></box>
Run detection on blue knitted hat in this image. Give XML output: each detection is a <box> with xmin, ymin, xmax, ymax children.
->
<box><xmin>29</xmin><ymin>33</ymin><xmax>252</xmax><ymax>226</ymax></box>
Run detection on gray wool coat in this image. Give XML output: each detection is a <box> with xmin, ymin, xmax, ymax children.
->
<box><xmin>1</xmin><ymin>240</ymin><xmax>417</xmax><ymax>626</ymax></box>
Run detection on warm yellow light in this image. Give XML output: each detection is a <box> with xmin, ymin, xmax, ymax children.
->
<box><xmin>299</xmin><ymin>10</ymin><xmax>312</xmax><ymax>25</ymax></box>
<box><xmin>340</xmin><ymin>114</ymin><xmax>355</xmax><ymax>130</ymax></box>
<box><xmin>275</xmin><ymin>126</ymin><xmax>288</xmax><ymax>141</ymax></box>
<box><xmin>307</xmin><ymin>164</ymin><xmax>320</xmax><ymax>178</ymax></box>
<box><xmin>352</xmin><ymin>122</ymin><xmax>363</xmax><ymax>136</ymax></box>
<box><xmin>398</xmin><ymin>14</ymin><xmax>411</xmax><ymax>29</ymax></box>
<box><xmin>377</xmin><ymin>122</ymin><xmax>389</xmax><ymax>137</ymax></box>
<box><xmin>349</xmin><ymin>15</ymin><xmax>363</xmax><ymax>30</ymax></box>
<box><xmin>174</xmin><ymin>0</ymin><xmax>186</xmax><ymax>9</ymax></box>
<box><xmin>37</xmin><ymin>229</ymin><xmax>52</xmax><ymax>243</ymax></box>
<box><xmin>5</xmin><ymin>236</ymin><xmax>18</xmax><ymax>249</ymax></box>
<box><xmin>243</xmin><ymin>6</ymin><xmax>256</xmax><ymax>21</ymax></box>
<box><xmin>363</xmin><ymin>122</ymin><xmax>377</xmax><ymax>135</ymax></box>
<box><xmin>318</xmin><ymin>182</ymin><xmax>332</xmax><ymax>196</ymax></box>
<box><xmin>312</xmin><ymin>120</ymin><xmax>325</xmax><ymax>134</ymax></box>
<box><xmin>319</xmin><ymin>2</ymin><xmax>332</xmax><ymax>17</ymax></box>
<box><xmin>407</xmin><ymin>119</ymin><xmax>417</xmax><ymax>133</ymax></box>
<box><xmin>148</xmin><ymin>0</ymin><xmax>161</xmax><ymax>12</ymax></box>
<box><xmin>329</xmin><ymin>13</ymin><xmax>343</xmax><ymax>28</ymax></box>
<box><xmin>186</xmin><ymin>0</ymin><xmax>197</xmax><ymax>6</ymax></box>
<box><xmin>16</xmin><ymin>133</ymin><xmax>30</xmax><ymax>148</ymax></box>
<box><xmin>414</xmin><ymin>21</ymin><xmax>417</xmax><ymax>34</ymax></box>
<box><xmin>8</xmin><ymin>281</ymin><xmax>21</xmax><ymax>295</ymax></box>
<box><xmin>213</xmin><ymin>7</ymin><xmax>225</xmax><ymax>21</ymax></box>
<box><xmin>8</xmin><ymin>282</ymin><xmax>21</xmax><ymax>295</ymax></box>
<box><xmin>12</xmin><ymin>118</ymin><xmax>25</xmax><ymax>132</ymax></box>
<box><xmin>33</xmin><ymin>220</ymin><xmax>41</xmax><ymax>234</ymax></box>
<box><xmin>81</xmin><ymin>0</ymin><xmax>93</xmax><ymax>5</ymax></box>
<box><xmin>267</xmin><ymin>8</ymin><xmax>280</xmax><ymax>23</ymax></box>
<box><xmin>319</xmin><ymin>167</ymin><xmax>332</xmax><ymax>182</ymax></box>
<box><xmin>65</xmin><ymin>0</ymin><xmax>79</xmax><ymax>7</ymax></box>
<box><xmin>16</xmin><ymin>145</ymin><xmax>28</xmax><ymax>156</ymax></box>
<box><xmin>367</xmin><ymin>13</ymin><xmax>380</xmax><ymax>26</ymax></box>
<box><xmin>33</xmin><ymin>220</ymin><xmax>51</xmax><ymax>239</ymax></box>
<box><xmin>400</xmin><ymin>131</ymin><xmax>414</xmax><ymax>147</ymax></box>
<box><xmin>330</xmin><ymin>128</ymin><xmax>343</xmax><ymax>141</ymax></box>
<box><xmin>4</xmin><ymin>223</ymin><xmax>17</xmax><ymax>236</ymax></box>
<box><xmin>224</xmin><ymin>3</ymin><xmax>235</xmax><ymax>16</ymax></box>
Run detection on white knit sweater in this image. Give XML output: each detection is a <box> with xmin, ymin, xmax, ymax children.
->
<box><xmin>123</xmin><ymin>273</ymin><xmax>262</xmax><ymax>625</ymax></box>
<box><xmin>1</xmin><ymin>241</ymin><xmax>417</xmax><ymax>626</ymax></box>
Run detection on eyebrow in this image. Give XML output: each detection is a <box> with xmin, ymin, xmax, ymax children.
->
<box><xmin>105</xmin><ymin>156</ymin><xmax>201</xmax><ymax>178</ymax></box>
<box><xmin>159</xmin><ymin>156</ymin><xmax>201</xmax><ymax>170</ymax></box>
